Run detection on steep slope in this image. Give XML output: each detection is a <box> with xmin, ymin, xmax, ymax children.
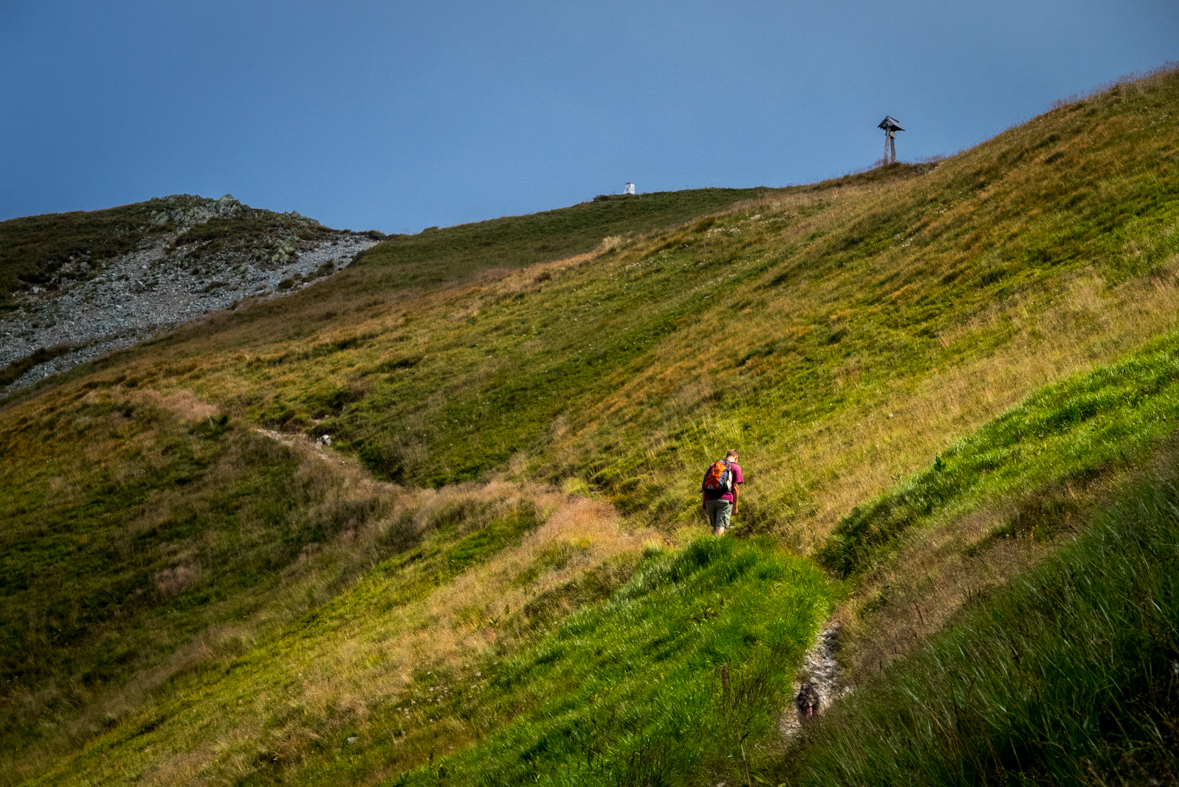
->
<box><xmin>2</xmin><ymin>66</ymin><xmax>1179</xmax><ymax>785</ymax></box>
<box><xmin>2</xmin><ymin>184</ymin><xmax>825</xmax><ymax>785</ymax></box>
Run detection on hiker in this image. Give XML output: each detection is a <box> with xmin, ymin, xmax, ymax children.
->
<box><xmin>701</xmin><ymin>449</ymin><xmax>744</xmax><ymax>536</ymax></box>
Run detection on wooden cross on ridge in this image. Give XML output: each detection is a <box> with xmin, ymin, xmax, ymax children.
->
<box><xmin>878</xmin><ymin>116</ymin><xmax>903</xmax><ymax>165</ymax></box>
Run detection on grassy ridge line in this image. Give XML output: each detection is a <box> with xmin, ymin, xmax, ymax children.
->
<box><xmin>352</xmin><ymin>169</ymin><xmax>938</xmax><ymax>292</ymax></box>
<box><xmin>782</xmin><ymin>448</ymin><xmax>1179</xmax><ymax>785</ymax></box>
<box><xmin>818</xmin><ymin>329</ymin><xmax>1179</xmax><ymax>577</ymax></box>
<box><xmin>353</xmin><ymin>187</ymin><xmax>816</xmax><ymax>288</ymax></box>
<box><xmin>131</xmin><ymin>185</ymin><xmax>805</xmax><ymax>355</ymax></box>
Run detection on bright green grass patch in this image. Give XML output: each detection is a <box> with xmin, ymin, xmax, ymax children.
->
<box><xmin>23</xmin><ymin>536</ymin><xmax>827</xmax><ymax>787</ymax></box>
<box><xmin>818</xmin><ymin>330</ymin><xmax>1179</xmax><ymax>577</ymax></box>
<box><xmin>345</xmin><ymin>537</ymin><xmax>833</xmax><ymax>787</ymax></box>
<box><xmin>785</xmin><ymin>450</ymin><xmax>1179</xmax><ymax>785</ymax></box>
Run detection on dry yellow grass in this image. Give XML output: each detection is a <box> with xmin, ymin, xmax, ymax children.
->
<box><xmin>5</xmin><ymin>403</ymin><xmax>652</xmax><ymax>784</ymax></box>
<box><xmin>100</xmin><ymin>488</ymin><xmax>648</xmax><ymax>786</ymax></box>
<box><xmin>516</xmin><ymin>177</ymin><xmax>1179</xmax><ymax>555</ymax></box>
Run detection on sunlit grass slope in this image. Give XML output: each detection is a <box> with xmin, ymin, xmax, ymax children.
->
<box><xmin>0</xmin><ymin>379</ymin><xmax>833</xmax><ymax>785</ymax></box>
<box><xmin>47</xmin><ymin>66</ymin><xmax>1179</xmax><ymax>539</ymax></box>
<box><xmin>1</xmin><ymin>176</ymin><xmax>832</xmax><ymax>785</ymax></box>
<box><xmin>28</xmin><ymin>537</ymin><xmax>830</xmax><ymax>787</ymax></box>
<box><xmin>2</xmin><ymin>66</ymin><xmax>1179</xmax><ymax>785</ymax></box>
<box><xmin>0</xmin><ymin>388</ymin><xmax>648</xmax><ymax>783</ymax></box>
<box><xmin>819</xmin><ymin>330</ymin><xmax>1179</xmax><ymax>578</ymax></box>
<box><xmin>0</xmin><ymin>382</ymin><xmax>827</xmax><ymax>787</ymax></box>
<box><xmin>356</xmin><ymin>186</ymin><xmax>798</xmax><ymax>288</ymax></box>
<box><xmin>780</xmin><ymin>442</ymin><xmax>1179</xmax><ymax>786</ymax></box>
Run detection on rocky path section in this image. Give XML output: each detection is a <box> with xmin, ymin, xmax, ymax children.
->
<box><xmin>1</xmin><ymin>195</ymin><xmax>380</xmax><ymax>393</ymax></box>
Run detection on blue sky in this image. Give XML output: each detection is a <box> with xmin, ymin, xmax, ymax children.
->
<box><xmin>2</xmin><ymin>1</ymin><xmax>1176</xmax><ymax>233</ymax></box>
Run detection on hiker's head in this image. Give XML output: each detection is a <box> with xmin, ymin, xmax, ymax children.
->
<box><xmin>725</xmin><ymin>449</ymin><xmax>739</xmax><ymax>461</ymax></box>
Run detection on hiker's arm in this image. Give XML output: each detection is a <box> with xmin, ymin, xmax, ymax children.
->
<box><xmin>732</xmin><ymin>483</ymin><xmax>739</xmax><ymax>514</ymax></box>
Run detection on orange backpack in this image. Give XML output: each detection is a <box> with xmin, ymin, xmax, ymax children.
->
<box><xmin>702</xmin><ymin>460</ymin><xmax>733</xmax><ymax>494</ymax></box>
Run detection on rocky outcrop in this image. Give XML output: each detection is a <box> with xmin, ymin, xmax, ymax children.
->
<box><xmin>0</xmin><ymin>195</ymin><xmax>380</xmax><ymax>393</ymax></box>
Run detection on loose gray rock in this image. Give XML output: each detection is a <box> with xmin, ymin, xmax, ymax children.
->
<box><xmin>1</xmin><ymin>196</ymin><xmax>380</xmax><ymax>394</ymax></box>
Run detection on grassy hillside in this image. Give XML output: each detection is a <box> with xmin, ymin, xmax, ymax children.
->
<box><xmin>2</xmin><ymin>66</ymin><xmax>1179</xmax><ymax>785</ymax></box>
<box><xmin>39</xmin><ymin>65</ymin><xmax>1176</xmax><ymax>532</ymax></box>
<box><xmin>355</xmin><ymin>186</ymin><xmax>806</xmax><ymax>288</ymax></box>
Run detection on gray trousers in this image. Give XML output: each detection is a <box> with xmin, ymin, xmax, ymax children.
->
<box><xmin>705</xmin><ymin>499</ymin><xmax>733</xmax><ymax>531</ymax></box>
